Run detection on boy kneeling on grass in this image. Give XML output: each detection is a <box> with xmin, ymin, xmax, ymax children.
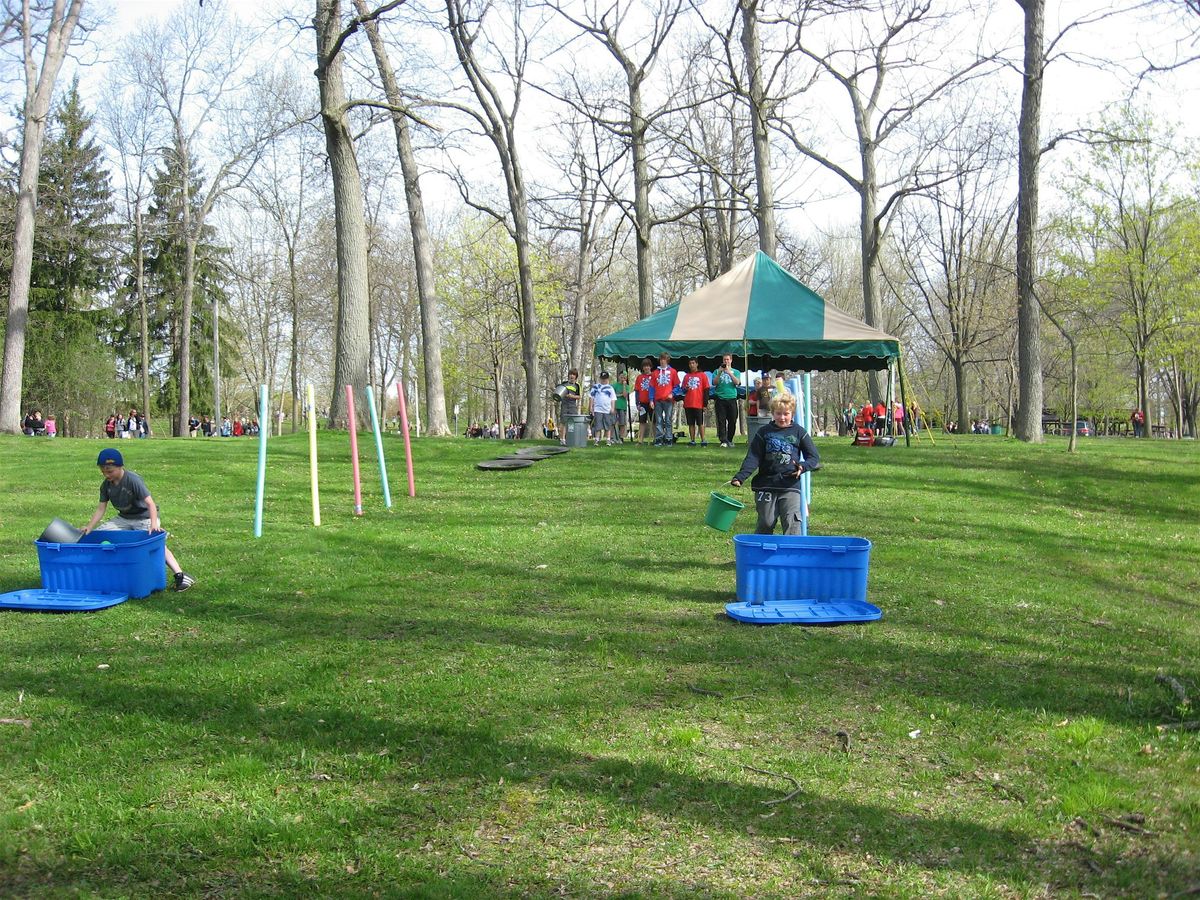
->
<box><xmin>81</xmin><ymin>448</ymin><xmax>195</xmax><ymax>592</ymax></box>
<box><xmin>730</xmin><ymin>393</ymin><xmax>820</xmax><ymax>535</ymax></box>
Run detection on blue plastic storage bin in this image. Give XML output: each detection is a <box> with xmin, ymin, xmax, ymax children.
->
<box><xmin>734</xmin><ymin>534</ymin><xmax>871</xmax><ymax>603</ymax></box>
<box><xmin>36</xmin><ymin>530</ymin><xmax>167</xmax><ymax>598</ymax></box>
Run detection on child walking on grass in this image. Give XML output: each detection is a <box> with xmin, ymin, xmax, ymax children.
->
<box><xmin>730</xmin><ymin>393</ymin><xmax>820</xmax><ymax>535</ymax></box>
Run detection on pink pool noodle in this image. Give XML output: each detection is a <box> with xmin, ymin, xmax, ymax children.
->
<box><xmin>346</xmin><ymin>384</ymin><xmax>363</xmax><ymax>515</ymax></box>
<box><xmin>395</xmin><ymin>381</ymin><xmax>416</xmax><ymax>497</ymax></box>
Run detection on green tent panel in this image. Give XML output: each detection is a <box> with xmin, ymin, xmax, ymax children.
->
<box><xmin>594</xmin><ymin>251</ymin><xmax>900</xmax><ymax>372</ymax></box>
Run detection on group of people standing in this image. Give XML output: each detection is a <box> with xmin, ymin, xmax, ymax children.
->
<box><xmin>553</xmin><ymin>352</ymin><xmax>748</xmax><ymax>447</ymax></box>
<box><xmin>187</xmin><ymin>415</ymin><xmax>260</xmax><ymax>437</ymax></box>
<box><xmin>105</xmin><ymin>409</ymin><xmax>149</xmax><ymax>439</ymax></box>
<box><xmin>22</xmin><ymin>409</ymin><xmax>56</xmax><ymax>436</ymax></box>
<box><xmin>843</xmin><ymin>400</ymin><xmax>913</xmax><ymax>437</ymax></box>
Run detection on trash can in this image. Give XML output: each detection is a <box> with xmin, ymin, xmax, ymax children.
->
<box><xmin>990</xmin><ymin>424</ymin><xmax>1005</xmax><ymax>435</ymax></box>
<box><xmin>566</xmin><ymin>414</ymin><xmax>590</xmax><ymax>448</ymax></box>
<box><xmin>746</xmin><ymin>414</ymin><xmax>771</xmax><ymax>444</ymax></box>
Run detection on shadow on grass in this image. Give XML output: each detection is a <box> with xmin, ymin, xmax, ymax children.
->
<box><xmin>1</xmin><ymin>664</ymin><xmax>1192</xmax><ymax>896</ymax></box>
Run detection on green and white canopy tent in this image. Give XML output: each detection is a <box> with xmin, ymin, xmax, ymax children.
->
<box><xmin>594</xmin><ymin>250</ymin><xmax>911</xmax><ymax>448</ymax></box>
<box><xmin>594</xmin><ymin>251</ymin><xmax>901</xmax><ymax>372</ymax></box>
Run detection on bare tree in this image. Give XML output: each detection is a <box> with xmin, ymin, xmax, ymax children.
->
<box><xmin>352</xmin><ymin>0</ymin><xmax>451</xmax><ymax>435</ymax></box>
<box><xmin>891</xmin><ymin>117</ymin><xmax>1017</xmax><ymax>432</ymax></box>
<box><xmin>243</xmin><ymin>91</ymin><xmax>323</xmax><ymax>433</ymax></box>
<box><xmin>776</xmin><ymin>0</ymin><xmax>997</xmax><ymax>403</ymax></box>
<box><xmin>738</xmin><ymin>0</ymin><xmax>778</xmax><ymax>256</ymax></box>
<box><xmin>547</xmin><ymin>0</ymin><xmax>683</xmax><ymax>319</ymax></box>
<box><xmin>98</xmin><ymin>76</ymin><xmax>159</xmax><ymax>421</ymax></box>
<box><xmin>0</xmin><ymin>0</ymin><xmax>86</xmax><ymax>434</ymax></box>
<box><xmin>313</xmin><ymin>0</ymin><xmax>402</xmax><ymax>425</ymax></box>
<box><xmin>121</xmin><ymin>1</ymin><xmax>288</xmax><ymax>433</ymax></box>
<box><xmin>1013</xmin><ymin>0</ymin><xmax>1045</xmax><ymax>442</ymax></box>
<box><xmin>443</xmin><ymin>0</ymin><xmax>546</xmax><ymax>433</ymax></box>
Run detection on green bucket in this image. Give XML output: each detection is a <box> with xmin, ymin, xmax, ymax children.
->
<box><xmin>705</xmin><ymin>491</ymin><xmax>745</xmax><ymax>532</ymax></box>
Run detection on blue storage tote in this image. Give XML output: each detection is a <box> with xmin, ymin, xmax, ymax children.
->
<box><xmin>734</xmin><ymin>534</ymin><xmax>871</xmax><ymax>604</ymax></box>
<box><xmin>36</xmin><ymin>530</ymin><xmax>167</xmax><ymax>599</ymax></box>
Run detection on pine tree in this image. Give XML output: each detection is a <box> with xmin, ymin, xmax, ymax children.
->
<box><xmin>132</xmin><ymin>147</ymin><xmax>237</xmax><ymax>420</ymax></box>
<box><xmin>16</xmin><ymin>81</ymin><xmax>117</xmax><ymax>435</ymax></box>
<box><xmin>30</xmin><ymin>79</ymin><xmax>114</xmax><ymax>312</ymax></box>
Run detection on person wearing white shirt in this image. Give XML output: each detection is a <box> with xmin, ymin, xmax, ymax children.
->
<box><xmin>588</xmin><ymin>371</ymin><xmax>619</xmax><ymax>445</ymax></box>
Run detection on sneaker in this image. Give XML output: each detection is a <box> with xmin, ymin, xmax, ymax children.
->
<box><xmin>688</xmin><ymin>440</ymin><xmax>696</xmax><ymax>446</ymax></box>
<box><xmin>559</xmin><ymin>439</ymin><xmax>567</xmax><ymax>446</ymax></box>
<box><xmin>174</xmin><ymin>572</ymin><xmax>195</xmax><ymax>592</ymax></box>
<box><xmin>701</xmin><ymin>441</ymin><xmax>708</xmax><ymax>447</ymax></box>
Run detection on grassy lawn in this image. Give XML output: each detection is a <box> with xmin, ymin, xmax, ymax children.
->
<box><xmin>1</xmin><ymin>429</ymin><xmax>1197</xmax><ymax>897</ymax></box>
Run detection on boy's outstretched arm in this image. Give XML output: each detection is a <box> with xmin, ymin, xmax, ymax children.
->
<box><xmin>81</xmin><ymin>502</ymin><xmax>107</xmax><ymax>534</ymax></box>
<box><xmin>731</xmin><ymin>435</ymin><xmax>761</xmax><ymax>487</ymax></box>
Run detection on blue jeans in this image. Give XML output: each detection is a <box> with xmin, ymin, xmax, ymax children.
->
<box><xmin>654</xmin><ymin>401</ymin><xmax>674</xmax><ymax>443</ymax></box>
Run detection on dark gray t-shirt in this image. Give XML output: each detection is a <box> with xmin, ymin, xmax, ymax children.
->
<box><xmin>99</xmin><ymin>470</ymin><xmax>151</xmax><ymax>519</ymax></box>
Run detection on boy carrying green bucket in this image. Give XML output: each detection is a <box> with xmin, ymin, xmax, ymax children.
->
<box><xmin>730</xmin><ymin>393</ymin><xmax>819</xmax><ymax>535</ymax></box>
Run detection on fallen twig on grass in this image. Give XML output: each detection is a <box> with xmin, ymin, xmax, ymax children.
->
<box><xmin>456</xmin><ymin>842</ymin><xmax>496</xmax><ymax>866</ymax></box>
<box><xmin>1157</xmin><ymin>720</ymin><xmax>1200</xmax><ymax>733</ymax></box>
<box><xmin>1071</xmin><ymin>816</ymin><xmax>1100</xmax><ymax>837</ymax></box>
<box><xmin>684</xmin><ymin>684</ymin><xmax>755</xmax><ymax>702</ymax></box>
<box><xmin>1156</xmin><ymin>670</ymin><xmax>1191</xmax><ymax>707</ymax></box>
<box><xmin>0</xmin><ymin>718</ymin><xmax>31</xmax><ymax>727</ymax></box>
<box><xmin>740</xmin><ymin>763</ymin><xmax>803</xmax><ymax>806</ymax></box>
<box><xmin>1102</xmin><ymin>815</ymin><xmax>1155</xmax><ymax>836</ymax></box>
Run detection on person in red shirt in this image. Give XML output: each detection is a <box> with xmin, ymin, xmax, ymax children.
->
<box><xmin>679</xmin><ymin>357</ymin><xmax>713</xmax><ymax>446</ymax></box>
<box><xmin>873</xmin><ymin>401</ymin><xmax>886</xmax><ymax>435</ymax></box>
<box><xmin>632</xmin><ymin>358</ymin><xmax>655</xmax><ymax>444</ymax></box>
<box><xmin>651</xmin><ymin>352</ymin><xmax>679</xmax><ymax>445</ymax></box>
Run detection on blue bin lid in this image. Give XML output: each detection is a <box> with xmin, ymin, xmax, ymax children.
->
<box><xmin>0</xmin><ymin>589</ymin><xmax>129</xmax><ymax>612</ymax></box>
<box><xmin>725</xmin><ymin>599</ymin><xmax>882</xmax><ymax>625</ymax></box>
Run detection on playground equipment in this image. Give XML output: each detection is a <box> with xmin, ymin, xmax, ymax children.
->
<box><xmin>254</xmin><ymin>385</ymin><xmax>267</xmax><ymax>537</ymax></box>
<box><xmin>394</xmin><ymin>381</ymin><xmax>415</xmax><ymax>497</ymax></box>
<box><xmin>251</xmin><ymin>381</ymin><xmax>409</xmax><ymax>536</ymax></box>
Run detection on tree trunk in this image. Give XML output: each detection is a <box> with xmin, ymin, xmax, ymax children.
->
<box><xmin>740</xmin><ymin>0</ymin><xmax>776</xmax><ymax>257</ymax></box>
<box><xmin>178</xmin><ymin>195</ymin><xmax>194</xmax><ymax>437</ymax></box>
<box><xmin>511</xmin><ymin>186</ymin><xmax>544</xmax><ymax>433</ymax></box>
<box><xmin>315</xmin><ymin>0</ymin><xmax>372</xmax><ymax>427</ymax></box>
<box><xmin>630</xmin><ymin>79</ymin><xmax>654</xmax><ymax>319</ymax></box>
<box><xmin>952</xmin><ymin>358</ymin><xmax>967</xmax><ymax>433</ymax></box>
<box><xmin>289</xmin><ymin>243</ymin><xmax>300</xmax><ymax>432</ymax></box>
<box><xmin>356</xmin><ymin>1</ymin><xmax>450</xmax><ymax>435</ymax></box>
<box><xmin>0</xmin><ymin>0</ymin><xmax>85</xmax><ymax>434</ymax></box>
<box><xmin>136</xmin><ymin>206</ymin><xmax>151</xmax><ymax>418</ymax></box>
<box><xmin>1014</xmin><ymin>0</ymin><xmax>1045</xmax><ymax>442</ymax></box>
<box><xmin>212</xmin><ymin>286</ymin><xmax>220</xmax><ymax>425</ymax></box>
<box><xmin>860</xmin><ymin>165</ymin><xmax>884</xmax><ymax>403</ymax></box>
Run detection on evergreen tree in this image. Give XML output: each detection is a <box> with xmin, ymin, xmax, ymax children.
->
<box><xmin>128</xmin><ymin>147</ymin><xmax>238</xmax><ymax>421</ymax></box>
<box><xmin>10</xmin><ymin>81</ymin><xmax>118</xmax><ymax>435</ymax></box>
<box><xmin>30</xmin><ymin>79</ymin><xmax>114</xmax><ymax>312</ymax></box>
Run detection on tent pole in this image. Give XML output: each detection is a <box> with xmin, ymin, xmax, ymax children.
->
<box><xmin>803</xmin><ymin>371</ymin><xmax>812</xmax><ymax>531</ymax></box>
<box><xmin>886</xmin><ymin>362</ymin><xmax>896</xmax><ymax>437</ymax></box>
<box><xmin>742</xmin><ymin>340</ymin><xmax>750</xmax><ymax>441</ymax></box>
<box><xmin>897</xmin><ymin>353</ymin><xmax>912</xmax><ymax>448</ymax></box>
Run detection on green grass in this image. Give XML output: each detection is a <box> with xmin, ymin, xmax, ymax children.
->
<box><xmin>1</xmin><ymin>430</ymin><xmax>1198</xmax><ymax>897</ymax></box>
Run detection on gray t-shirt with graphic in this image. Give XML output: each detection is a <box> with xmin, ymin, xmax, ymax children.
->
<box><xmin>100</xmin><ymin>470</ymin><xmax>151</xmax><ymax>519</ymax></box>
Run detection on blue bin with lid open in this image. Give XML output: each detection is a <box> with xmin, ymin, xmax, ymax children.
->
<box><xmin>36</xmin><ymin>530</ymin><xmax>167</xmax><ymax>599</ymax></box>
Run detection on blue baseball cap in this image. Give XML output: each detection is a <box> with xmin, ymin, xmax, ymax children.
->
<box><xmin>97</xmin><ymin>448</ymin><xmax>123</xmax><ymax>467</ymax></box>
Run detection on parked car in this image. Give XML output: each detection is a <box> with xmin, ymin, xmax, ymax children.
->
<box><xmin>1074</xmin><ymin>419</ymin><xmax>1094</xmax><ymax>436</ymax></box>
